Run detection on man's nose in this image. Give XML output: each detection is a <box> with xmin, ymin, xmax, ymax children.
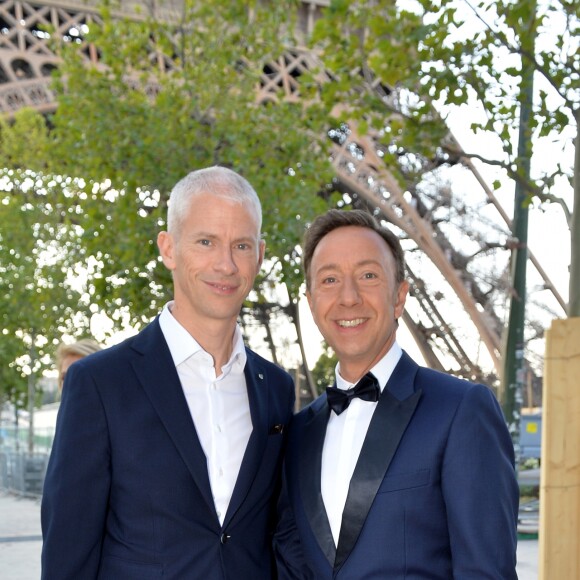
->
<box><xmin>214</xmin><ymin>247</ymin><xmax>238</xmax><ymax>274</ymax></box>
<box><xmin>339</xmin><ymin>277</ymin><xmax>362</xmax><ymax>306</ymax></box>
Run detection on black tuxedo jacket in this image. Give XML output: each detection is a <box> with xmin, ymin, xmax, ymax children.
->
<box><xmin>275</xmin><ymin>352</ymin><xmax>518</xmax><ymax>579</ymax></box>
<box><xmin>41</xmin><ymin>318</ymin><xmax>294</xmax><ymax>579</ymax></box>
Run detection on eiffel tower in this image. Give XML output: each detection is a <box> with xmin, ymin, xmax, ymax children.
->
<box><xmin>0</xmin><ymin>0</ymin><xmax>566</xmax><ymax>397</ymax></box>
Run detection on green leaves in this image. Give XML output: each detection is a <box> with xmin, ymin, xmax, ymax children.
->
<box><xmin>1</xmin><ymin>0</ymin><xmax>578</xmax><ymax>411</ymax></box>
<box><xmin>0</xmin><ymin>110</ymin><xmax>50</xmax><ymax>171</ymax></box>
<box><xmin>0</xmin><ymin>168</ymin><xmax>97</xmax><ymax>405</ymax></box>
<box><xmin>1</xmin><ymin>0</ymin><xmax>337</xmax><ymax>402</ymax></box>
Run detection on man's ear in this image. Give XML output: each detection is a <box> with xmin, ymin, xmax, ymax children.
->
<box><xmin>157</xmin><ymin>231</ymin><xmax>176</xmax><ymax>271</ymax></box>
<box><xmin>305</xmin><ymin>288</ymin><xmax>312</xmax><ymax>310</ymax></box>
<box><xmin>394</xmin><ymin>280</ymin><xmax>410</xmax><ymax>320</ymax></box>
<box><xmin>257</xmin><ymin>239</ymin><xmax>266</xmax><ymax>270</ymax></box>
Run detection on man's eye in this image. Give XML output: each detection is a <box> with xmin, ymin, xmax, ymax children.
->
<box><xmin>363</xmin><ymin>272</ymin><xmax>377</xmax><ymax>279</ymax></box>
<box><xmin>199</xmin><ymin>239</ymin><xmax>211</xmax><ymax>246</ymax></box>
<box><xmin>322</xmin><ymin>277</ymin><xmax>336</xmax><ymax>284</ymax></box>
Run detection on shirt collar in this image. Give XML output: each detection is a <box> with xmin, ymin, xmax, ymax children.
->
<box><xmin>159</xmin><ymin>302</ymin><xmax>246</xmax><ymax>371</ymax></box>
<box><xmin>335</xmin><ymin>341</ymin><xmax>402</xmax><ymax>392</ymax></box>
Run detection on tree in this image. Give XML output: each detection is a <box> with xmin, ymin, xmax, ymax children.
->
<box><xmin>311</xmin><ymin>343</ymin><xmax>339</xmax><ymax>396</ymax></box>
<box><xmin>0</xmin><ymin>1</ymin><xmax>338</xmax><ymax>408</ymax></box>
<box><xmin>310</xmin><ymin>0</ymin><xmax>578</xmax><ymax>315</ymax></box>
<box><xmin>305</xmin><ymin>0</ymin><xmax>577</xmax><ymax>437</ymax></box>
<box><xmin>43</xmin><ymin>0</ymin><xmax>336</xmax><ymax>315</ymax></box>
<box><xmin>0</xmin><ymin>111</ymin><xmax>98</xmax><ymax>448</ymax></box>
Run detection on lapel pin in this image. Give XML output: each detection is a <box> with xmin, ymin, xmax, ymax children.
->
<box><xmin>258</xmin><ymin>373</ymin><xmax>264</xmax><ymax>380</ymax></box>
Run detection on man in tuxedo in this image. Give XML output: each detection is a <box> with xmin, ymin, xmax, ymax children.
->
<box><xmin>275</xmin><ymin>209</ymin><xmax>519</xmax><ymax>579</ymax></box>
<box><xmin>41</xmin><ymin>166</ymin><xmax>295</xmax><ymax>579</ymax></box>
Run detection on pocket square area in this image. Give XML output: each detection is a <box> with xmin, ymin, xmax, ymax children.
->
<box><xmin>269</xmin><ymin>424</ymin><xmax>284</xmax><ymax>434</ymax></box>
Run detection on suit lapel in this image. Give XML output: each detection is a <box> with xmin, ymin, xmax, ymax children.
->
<box><xmin>130</xmin><ymin>319</ymin><xmax>216</xmax><ymax>519</ymax></box>
<box><xmin>223</xmin><ymin>350</ymin><xmax>268</xmax><ymax>527</ymax></box>
<box><xmin>298</xmin><ymin>397</ymin><xmax>337</xmax><ymax>568</ymax></box>
<box><xmin>334</xmin><ymin>352</ymin><xmax>423</xmax><ymax>572</ymax></box>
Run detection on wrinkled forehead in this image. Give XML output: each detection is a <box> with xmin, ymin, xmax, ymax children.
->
<box><xmin>181</xmin><ymin>192</ymin><xmax>263</xmax><ymax>240</ymax></box>
<box><xmin>313</xmin><ymin>226</ymin><xmax>395</xmax><ymax>266</ymax></box>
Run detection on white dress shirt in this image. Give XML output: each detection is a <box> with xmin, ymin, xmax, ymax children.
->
<box><xmin>321</xmin><ymin>341</ymin><xmax>403</xmax><ymax>546</ymax></box>
<box><xmin>159</xmin><ymin>302</ymin><xmax>252</xmax><ymax>525</ymax></box>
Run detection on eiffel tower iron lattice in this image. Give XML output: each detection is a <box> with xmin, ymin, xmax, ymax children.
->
<box><xmin>0</xmin><ymin>0</ymin><xmax>566</xmax><ymax>393</ymax></box>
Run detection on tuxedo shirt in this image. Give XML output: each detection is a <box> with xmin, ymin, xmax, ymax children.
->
<box><xmin>321</xmin><ymin>342</ymin><xmax>402</xmax><ymax>545</ymax></box>
<box><xmin>159</xmin><ymin>303</ymin><xmax>252</xmax><ymax>525</ymax></box>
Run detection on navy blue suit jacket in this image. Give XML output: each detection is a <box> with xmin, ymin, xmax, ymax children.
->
<box><xmin>41</xmin><ymin>318</ymin><xmax>294</xmax><ymax>579</ymax></box>
<box><xmin>275</xmin><ymin>352</ymin><xmax>519</xmax><ymax>579</ymax></box>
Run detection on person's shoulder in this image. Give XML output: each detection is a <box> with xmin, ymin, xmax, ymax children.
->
<box><xmin>84</xmin><ymin>333</ymin><xmax>138</xmax><ymax>360</ymax></box>
<box><xmin>73</xmin><ymin>322</ymin><xmax>157</xmax><ymax>372</ymax></box>
<box><xmin>294</xmin><ymin>393</ymin><xmax>326</xmax><ymax>420</ymax></box>
<box><xmin>415</xmin><ymin>363</ymin><xmax>494</xmax><ymax>400</ymax></box>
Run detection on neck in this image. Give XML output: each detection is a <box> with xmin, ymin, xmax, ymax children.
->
<box><xmin>339</xmin><ymin>338</ymin><xmax>396</xmax><ymax>383</ymax></box>
<box><xmin>169</xmin><ymin>305</ymin><xmax>237</xmax><ymax>373</ymax></box>
<box><xmin>338</xmin><ymin>366</ymin><xmax>370</xmax><ymax>385</ymax></box>
<box><xmin>202</xmin><ymin>336</ymin><xmax>235</xmax><ymax>375</ymax></box>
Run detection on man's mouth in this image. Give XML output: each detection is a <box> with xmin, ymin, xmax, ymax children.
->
<box><xmin>207</xmin><ymin>282</ymin><xmax>238</xmax><ymax>292</ymax></box>
<box><xmin>336</xmin><ymin>318</ymin><xmax>366</xmax><ymax>328</ymax></box>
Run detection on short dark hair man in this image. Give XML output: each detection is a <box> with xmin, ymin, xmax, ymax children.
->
<box><xmin>275</xmin><ymin>208</ymin><xmax>518</xmax><ymax>579</ymax></box>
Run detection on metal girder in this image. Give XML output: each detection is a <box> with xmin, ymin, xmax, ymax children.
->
<box><xmin>326</xmin><ymin>128</ymin><xmax>502</xmax><ymax>374</ymax></box>
<box><xmin>0</xmin><ymin>0</ymin><xmax>565</xmax><ymax>383</ymax></box>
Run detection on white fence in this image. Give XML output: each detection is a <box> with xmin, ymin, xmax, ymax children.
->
<box><xmin>0</xmin><ymin>427</ymin><xmax>54</xmax><ymax>496</ymax></box>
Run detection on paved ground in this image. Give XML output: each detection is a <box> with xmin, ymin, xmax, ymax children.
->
<box><xmin>0</xmin><ymin>493</ymin><xmax>42</xmax><ymax>580</ymax></box>
<box><xmin>0</xmin><ymin>491</ymin><xmax>538</xmax><ymax>579</ymax></box>
<box><xmin>517</xmin><ymin>538</ymin><xmax>540</xmax><ymax>580</ymax></box>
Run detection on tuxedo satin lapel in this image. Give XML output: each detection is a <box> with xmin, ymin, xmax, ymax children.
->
<box><xmin>334</xmin><ymin>361</ymin><xmax>423</xmax><ymax>572</ymax></box>
<box><xmin>130</xmin><ymin>320</ymin><xmax>216</xmax><ymax>519</ymax></box>
<box><xmin>299</xmin><ymin>397</ymin><xmax>336</xmax><ymax>567</ymax></box>
<box><xmin>223</xmin><ymin>352</ymin><xmax>268</xmax><ymax>527</ymax></box>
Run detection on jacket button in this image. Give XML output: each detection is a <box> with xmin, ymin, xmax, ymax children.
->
<box><xmin>220</xmin><ymin>533</ymin><xmax>230</xmax><ymax>544</ymax></box>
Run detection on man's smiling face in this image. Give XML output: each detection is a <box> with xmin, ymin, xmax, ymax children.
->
<box><xmin>306</xmin><ymin>225</ymin><xmax>408</xmax><ymax>382</ymax></box>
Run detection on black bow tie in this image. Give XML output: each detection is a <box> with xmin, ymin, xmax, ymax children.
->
<box><xmin>326</xmin><ymin>373</ymin><xmax>380</xmax><ymax>416</ymax></box>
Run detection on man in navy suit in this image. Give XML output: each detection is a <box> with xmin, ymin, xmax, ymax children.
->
<box><xmin>41</xmin><ymin>166</ymin><xmax>294</xmax><ymax>579</ymax></box>
<box><xmin>274</xmin><ymin>209</ymin><xmax>518</xmax><ymax>579</ymax></box>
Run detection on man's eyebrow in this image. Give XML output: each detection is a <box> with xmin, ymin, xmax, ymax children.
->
<box><xmin>314</xmin><ymin>259</ymin><xmax>383</xmax><ymax>272</ymax></box>
<box><xmin>314</xmin><ymin>264</ymin><xmax>339</xmax><ymax>275</ymax></box>
<box><xmin>189</xmin><ymin>231</ymin><xmax>217</xmax><ymax>238</ymax></box>
<box><xmin>189</xmin><ymin>232</ymin><xmax>257</xmax><ymax>244</ymax></box>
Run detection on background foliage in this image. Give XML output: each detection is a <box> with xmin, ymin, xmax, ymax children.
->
<box><xmin>0</xmin><ymin>0</ymin><xmax>337</xmax><ymax>408</ymax></box>
<box><xmin>0</xmin><ymin>0</ymin><xmax>576</xmax><ymax>411</ymax></box>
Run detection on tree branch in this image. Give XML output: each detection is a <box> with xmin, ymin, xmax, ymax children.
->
<box><xmin>461</xmin><ymin>0</ymin><xmax>574</xmax><ymax>107</ymax></box>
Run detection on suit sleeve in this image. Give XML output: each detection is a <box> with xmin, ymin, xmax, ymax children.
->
<box><xmin>273</xmin><ymin>463</ymin><xmax>312</xmax><ymax>580</ymax></box>
<box><xmin>442</xmin><ymin>383</ymin><xmax>519</xmax><ymax>579</ymax></box>
<box><xmin>41</xmin><ymin>363</ymin><xmax>111</xmax><ymax>579</ymax></box>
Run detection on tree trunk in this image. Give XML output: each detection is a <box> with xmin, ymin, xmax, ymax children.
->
<box><xmin>287</xmin><ymin>298</ymin><xmax>318</xmax><ymax>401</ymax></box>
<box><xmin>261</xmin><ymin>308</ymin><xmax>279</xmax><ymax>366</ymax></box>
<box><xmin>27</xmin><ymin>336</ymin><xmax>37</xmax><ymax>454</ymax></box>
<box><xmin>568</xmin><ymin>108</ymin><xmax>580</xmax><ymax>317</ymax></box>
<box><xmin>501</xmin><ymin>12</ymin><xmax>535</xmax><ymax>445</ymax></box>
